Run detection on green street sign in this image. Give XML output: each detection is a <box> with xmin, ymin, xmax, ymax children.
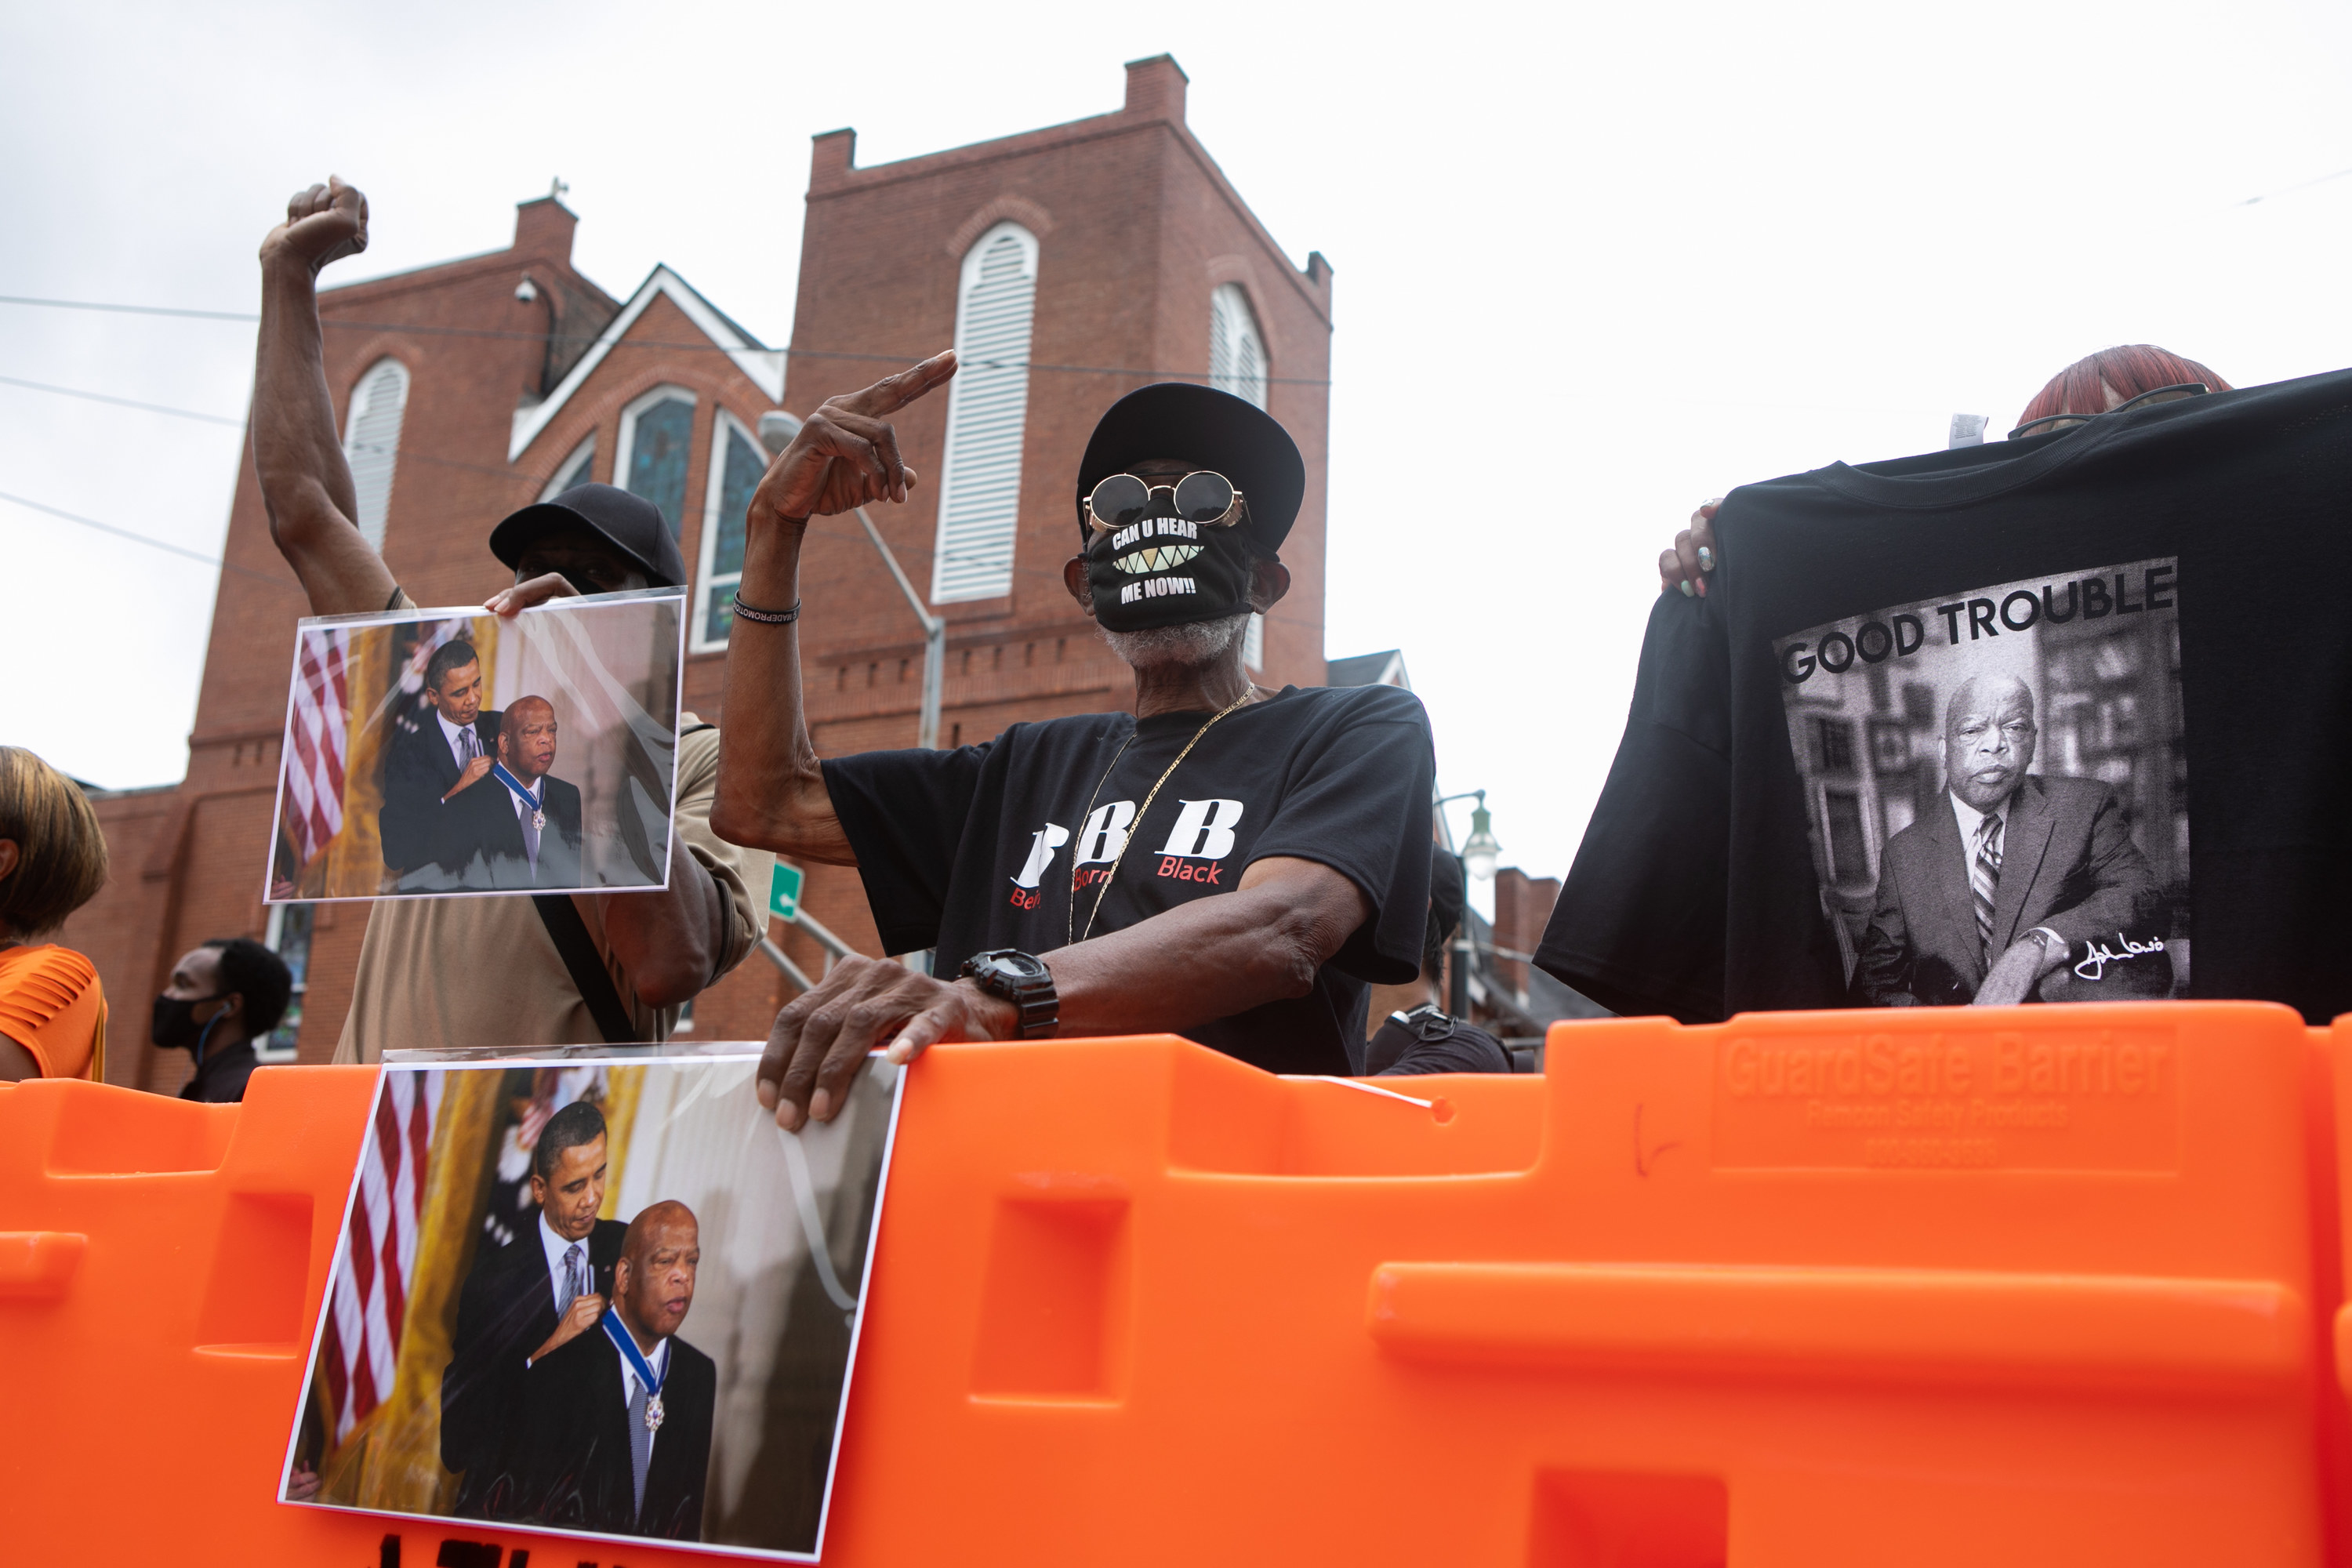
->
<box><xmin>769</xmin><ymin>862</ymin><xmax>804</xmax><ymax>924</ymax></box>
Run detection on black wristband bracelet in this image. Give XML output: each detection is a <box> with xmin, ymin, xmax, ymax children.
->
<box><xmin>731</xmin><ymin>596</ymin><xmax>803</xmax><ymax>626</ymax></box>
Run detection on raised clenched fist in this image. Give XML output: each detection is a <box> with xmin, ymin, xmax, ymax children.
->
<box><xmin>262</xmin><ymin>176</ymin><xmax>370</xmax><ymax>273</ymax></box>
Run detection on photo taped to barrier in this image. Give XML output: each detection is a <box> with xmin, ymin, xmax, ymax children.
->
<box><xmin>263</xmin><ymin>589</ymin><xmax>686</xmax><ymax>902</ymax></box>
<box><xmin>1774</xmin><ymin>557</ymin><xmax>2187</xmax><ymax>1007</ymax></box>
<box><xmin>280</xmin><ymin>1049</ymin><xmax>904</xmax><ymax>1563</ymax></box>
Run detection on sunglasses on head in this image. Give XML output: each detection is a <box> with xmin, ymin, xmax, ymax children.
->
<box><xmin>1084</xmin><ymin>470</ymin><xmax>1246</xmax><ymax>534</ymax></box>
<box><xmin>2008</xmin><ymin>382</ymin><xmax>2209</xmax><ymax>443</ymax></box>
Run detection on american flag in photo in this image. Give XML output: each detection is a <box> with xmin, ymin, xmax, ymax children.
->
<box><xmin>322</xmin><ymin>1071</ymin><xmax>442</xmax><ymax>1443</ymax></box>
<box><xmin>284</xmin><ymin>627</ymin><xmax>351</xmax><ymax>866</ymax></box>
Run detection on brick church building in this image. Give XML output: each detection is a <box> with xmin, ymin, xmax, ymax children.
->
<box><xmin>65</xmin><ymin>55</ymin><xmax>1345</xmax><ymax>1089</ymax></box>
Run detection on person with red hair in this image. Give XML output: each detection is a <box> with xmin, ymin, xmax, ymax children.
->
<box><xmin>1657</xmin><ymin>345</ymin><xmax>2230</xmax><ymax>595</ymax></box>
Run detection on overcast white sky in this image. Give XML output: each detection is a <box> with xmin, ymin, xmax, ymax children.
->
<box><xmin>5</xmin><ymin>0</ymin><xmax>2350</xmax><ymax>900</ymax></box>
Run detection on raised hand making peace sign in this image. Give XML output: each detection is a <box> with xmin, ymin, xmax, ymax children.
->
<box><xmin>748</xmin><ymin>352</ymin><xmax>960</xmax><ymax>524</ymax></box>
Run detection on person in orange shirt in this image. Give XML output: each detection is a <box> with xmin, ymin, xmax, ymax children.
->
<box><xmin>0</xmin><ymin>746</ymin><xmax>111</xmax><ymax>1082</ymax></box>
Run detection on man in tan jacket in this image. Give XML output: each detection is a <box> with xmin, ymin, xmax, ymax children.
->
<box><xmin>252</xmin><ymin>176</ymin><xmax>767</xmax><ymax>1058</ymax></box>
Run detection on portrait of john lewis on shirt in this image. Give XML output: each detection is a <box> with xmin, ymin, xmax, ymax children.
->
<box><xmin>1773</xmin><ymin>558</ymin><xmax>2187</xmax><ymax>1007</ymax></box>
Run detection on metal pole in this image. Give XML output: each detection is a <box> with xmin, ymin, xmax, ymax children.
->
<box><xmin>921</xmin><ymin>616</ymin><xmax>945</xmax><ymax>751</ymax></box>
<box><xmin>792</xmin><ymin>907</ymin><xmax>861</xmax><ymax>964</ymax></box>
<box><xmin>1450</xmin><ymin>854</ymin><xmax>1472</xmax><ymax>1019</ymax></box>
<box><xmin>852</xmin><ymin>506</ymin><xmax>945</xmax><ymax>750</ymax></box>
<box><xmin>755</xmin><ymin>416</ymin><xmax>946</xmax><ymax>750</ymax></box>
<box><xmin>758</xmin><ymin>938</ymin><xmax>815</xmax><ymax>993</ymax></box>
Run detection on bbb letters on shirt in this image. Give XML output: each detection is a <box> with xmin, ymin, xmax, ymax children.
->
<box><xmin>1012</xmin><ymin>797</ymin><xmax>1245</xmax><ymax>909</ymax></box>
<box><xmin>822</xmin><ymin>683</ymin><xmax>1436</xmax><ymax>1076</ymax></box>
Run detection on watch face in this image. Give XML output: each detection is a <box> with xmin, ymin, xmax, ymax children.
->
<box><xmin>987</xmin><ymin>950</ymin><xmax>1049</xmax><ymax>982</ymax></box>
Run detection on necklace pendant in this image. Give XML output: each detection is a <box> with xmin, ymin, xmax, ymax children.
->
<box><xmin>645</xmin><ymin>1392</ymin><xmax>665</xmax><ymax>1432</ymax></box>
<box><xmin>530</xmin><ymin>809</ymin><xmax>546</xmax><ymax>831</ymax></box>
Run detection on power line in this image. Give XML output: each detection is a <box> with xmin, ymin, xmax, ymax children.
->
<box><xmin>0</xmin><ymin>293</ymin><xmax>258</xmax><ymax>321</ymax></box>
<box><xmin>0</xmin><ymin>372</ymin><xmax>245</xmax><ymax>426</ymax></box>
<box><xmin>0</xmin><ymin>489</ymin><xmax>285</xmax><ymax>582</ymax></box>
<box><xmin>0</xmin><ymin>292</ymin><xmax>1334</xmax><ymax>387</ymax></box>
<box><xmin>2238</xmin><ymin>165</ymin><xmax>2352</xmax><ymax>206</ymax></box>
<box><xmin>0</xmin><ymin>375</ymin><xmax>1324</xmax><ymax>630</ymax></box>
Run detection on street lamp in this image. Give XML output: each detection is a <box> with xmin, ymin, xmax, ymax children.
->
<box><xmin>1461</xmin><ymin>800</ymin><xmax>1502</xmax><ymax>882</ymax></box>
<box><xmin>759</xmin><ymin>412</ymin><xmax>945</xmax><ymax>750</ymax></box>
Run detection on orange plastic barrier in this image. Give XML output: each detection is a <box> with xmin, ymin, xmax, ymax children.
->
<box><xmin>2</xmin><ymin>1003</ymin><xmax>2347</xmax><ymax>1566</ymax></box>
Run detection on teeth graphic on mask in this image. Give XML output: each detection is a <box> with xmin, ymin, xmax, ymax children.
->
<box><xmin>1112</xmin><ymin>544</ymin><xmax>1206</xmax><ymax>576</ymax></box>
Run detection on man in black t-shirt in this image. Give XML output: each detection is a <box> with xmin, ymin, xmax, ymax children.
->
<box><xmin>712</xmin><ymin>361</ymin><xmax>1436</xmax><ymax>1125</ymax></box>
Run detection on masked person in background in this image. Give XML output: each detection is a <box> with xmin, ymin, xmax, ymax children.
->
<box><xmin>252</xmin><ymin>176</ymin><xmax>768</xmax><ymax>1056</ymax></box>
<box><xmin>152</xmin><ymin>938</ymin><xmax>296</xmax><ymax>1103</ymax></box>
<box><xmin>713</xmin><ymin>368</ymin><xmax>1437</xmax><ymax>1129</ymax></box>
<box><xmin>0</xmin><ymin>746</ymin><xmax>111</xmax><ymax>1083</ymax></box>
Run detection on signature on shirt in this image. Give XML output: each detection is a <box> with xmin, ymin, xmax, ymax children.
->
<box><xmin>2074</xmin><ymin>932</ymin><xmax>2168</xmax><ymax>982</ymax></box>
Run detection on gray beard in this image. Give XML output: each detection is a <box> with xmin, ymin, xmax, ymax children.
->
<box><xmin>1098</xmin><ymin>612</ymin><xmax>1250</xmax><ymax>672</ymax></box>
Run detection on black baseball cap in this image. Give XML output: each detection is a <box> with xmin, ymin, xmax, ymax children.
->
<box><xmin>1074</xmin><ymin>383</ymin><xmax>1305</xmax><ymax>556</ymax></box>
<box><xmin>488</xmin><ymin>483</ymin><xmax>688</xmax><ymax>589</ymax></box>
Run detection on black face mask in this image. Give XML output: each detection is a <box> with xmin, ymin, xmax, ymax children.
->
<box><xmin>151</xmin><ymin>993</ymin><xmax>227</xmax><ymax>1054</ymax></box>
<box><xmin>1084</xmin><ymin>510</ymin><xmax>1261</xmax><ymax>633</ymax></box>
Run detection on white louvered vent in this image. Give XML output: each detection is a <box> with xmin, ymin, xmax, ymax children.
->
<box><xmin>343</xmin><ymin>358</ymin><xmax>410</xmax><ymax>549</ymax></box>
<box><xmin>931</xmin><ymin>223</ymin><xmax>1039</xmax><ymax>602</ymax></box>
<box><xmin>1209</xmin><ymin>284</ymin><xmax>1268</xmax><ymax>411</ymax></box>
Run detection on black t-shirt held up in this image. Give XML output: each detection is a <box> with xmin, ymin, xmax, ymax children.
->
<box><xmin>1540</xmin><ymin>367</ymin><xmax>2352</xmax><ymax>1025</ymax></box>
<box><xmin>823</xmin><ymin>683</ymin><xmax>1436</xmax><ymax>1075</ymax></box>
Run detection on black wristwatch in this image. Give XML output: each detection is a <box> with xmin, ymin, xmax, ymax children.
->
<box><xmin>960</xmin><ymin>949</ymin><xmax>1060</xmax><ymax>1038</ymax></box>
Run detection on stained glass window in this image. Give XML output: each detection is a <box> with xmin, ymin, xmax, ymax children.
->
<box><xmin>623</xmin><ymin>393</ymin><xmax>695</xmax><ymax>535</ymax></box>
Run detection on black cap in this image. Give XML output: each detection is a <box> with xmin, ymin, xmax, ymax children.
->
<box><xmin>488</xmin><ymin>483</ymin><xmax>688</xmax><ymax>589</ymax></box>
<box><xmin>1074</xmin><ymin>383</ymin><xmax>1305</xmax><ymax>556</ymax></box>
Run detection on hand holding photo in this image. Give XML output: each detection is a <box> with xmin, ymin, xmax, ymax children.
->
<box><xmin>267</xmin><ymin>590</ymin><xmax>685</xmax><ymax>901</ymax></box>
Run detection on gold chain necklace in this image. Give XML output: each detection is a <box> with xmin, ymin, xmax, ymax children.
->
<box><xmin>1068</xmin><ymin>685</ymin><xmax>1257</xmax><ymax>947</ymax></box>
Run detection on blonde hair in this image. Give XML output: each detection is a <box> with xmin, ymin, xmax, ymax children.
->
<box><xmin>0</xmin><ymin>747</ymin><xmax>109</xmax><ymax>938</ymax></box>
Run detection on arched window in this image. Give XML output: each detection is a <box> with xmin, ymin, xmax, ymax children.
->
<box><xmin>615</xmin><ymin>386</ymin><xmax>699</xmax><ymax>537</ymax></box>
<box><xmin>1210</xmin><ymin>286</ymin><xmax>1271</xmax><ymax>667</ymax></box>
<box><xmin>931</xmin><ymin>223</ymin><xmax>1039</xmax><ymax>602</ymax></box>
<box><xmin>342</xmin><ymin>358</ymin><xmax>409</xmax><ymax>549</ymax></box>
<box><xmin>1210</xmin><ymin>283</ymin><xmax>1268</xmax><ymax>411</ymax></box>
<box><xmin>540</xmin><ymin>434</ymin><xmax>595</xmax><ymax>500</ymax></box>
<box><xmin>692</xmin><ymin>411</ymin><xmax>768</xmax><ymax>649</ymax></box>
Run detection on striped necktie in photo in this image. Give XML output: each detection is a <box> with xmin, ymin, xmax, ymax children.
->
<box><xmin>1972</xmin><ymin>813</ymin><xmax>2003</xmax><ymax>964</ymax></box>
<box><xmin>558</xmin><ymin>1243</ymin><xmax>584</xmax><ymax>1316</ymax></box>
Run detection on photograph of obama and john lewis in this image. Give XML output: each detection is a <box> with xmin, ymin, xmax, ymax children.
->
<box><xmin>282</xmin><ymin>1052</ymin><xmax>903</xmax><ymax>1562</ymax></box>
<box><xmin>1777</xmin><ymin>556</ymin><xmax>2189</xmax><ymax>1007</ymax></box>
<box><xmin>265</xmin><ymin>591</ymin><xmax>685</xmax><ymax>902</ymax></box>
